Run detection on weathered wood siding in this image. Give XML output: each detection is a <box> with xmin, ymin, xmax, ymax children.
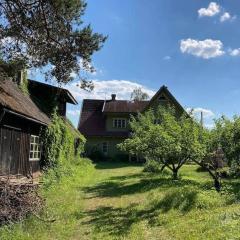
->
<box><xmin>0</xmin><ymin>126</ymin><xmax>30</xmax><ymax>176</ymax></box>
<box><xmin>0</xmin><ymin>112</ymin><xmax>42</xmax><ymax>177</ymax></box>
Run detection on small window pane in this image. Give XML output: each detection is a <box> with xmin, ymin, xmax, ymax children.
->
<box><xmin>29</xmin><ymin>135</ymin><xmax>41</xmax><ymax>161</ymax></box>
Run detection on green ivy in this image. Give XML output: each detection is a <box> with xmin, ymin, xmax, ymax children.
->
<box><xmin>40</xmin><ymin>111</ymin><xmax>86</xmax><ymax>176</ymax></box>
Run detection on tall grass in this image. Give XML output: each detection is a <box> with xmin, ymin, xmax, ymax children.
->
<box><xmin>1</xmin><ymin>163</ymin><xmax>240</xmax><ymax>240</ymax></box>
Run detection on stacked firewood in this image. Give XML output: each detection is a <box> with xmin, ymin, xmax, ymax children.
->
<box><xmin>0</xmin><ymin>179</ymin><xmax>44</xmax><ymax>225</ymax></box>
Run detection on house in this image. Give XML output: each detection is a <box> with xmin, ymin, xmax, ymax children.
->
<box><xmin>0</xmin><ymin>76</ymin><xmax>78</xmax><ymax>177</ymax></box>
<box><xmin>78</xmin><ymin>85</ymin><xmax>185</xmax><ymax>159</ymax></box>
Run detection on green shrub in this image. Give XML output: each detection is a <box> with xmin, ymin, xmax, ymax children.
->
<box><xmin>88</xmin><ymin>150</ymin><xmax>106</xmax><ymax>162</ymax></box>
<box><xmin>143</xmin><ymin>160</ymin><xmax>168</xmax><ymax>174</ymax></box>
<box><xmin>229</xmin><ymin>160</ymin><xmax>240</xmax><ymax>178</ymax></box>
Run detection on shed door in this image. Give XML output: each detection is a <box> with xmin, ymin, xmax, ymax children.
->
<box><xmin>0</xmin><ymin>127</ymin><xmax>21</xmax><ymax>175</ymax></box>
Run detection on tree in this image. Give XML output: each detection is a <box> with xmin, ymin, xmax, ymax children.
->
<box><xmin>118</xmin><ymin>107</ymin><xmax>206</xmax><ymax>179</ymax></box>
<box><xmin>192</xmin><ymin>127</ymin><xmax>225</xmax><ymax>192</ymax></box>
<box><xmin>0</xmin><ymin>0</ymin><xmax>107</xmax><ymax>87</ymax></box>
<box><xmin>130</xmin><ymin>87</ymin><xmax>149</xmax><ymax>101</ymax></box>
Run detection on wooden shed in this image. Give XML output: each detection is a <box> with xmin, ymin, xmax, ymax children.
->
<box><xmin>0</xmin><ymin>78</ymin><xmax>50</xmax><ymax>177</ymax></box>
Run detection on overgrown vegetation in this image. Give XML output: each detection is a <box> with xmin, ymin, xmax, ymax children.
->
<box><xmin>1</xmin><ymin>163</ymin><xmax>240</xmax><ymax>240</ymax></box>
<box><xmin>40</xmin><ymin>112</ymin><xmax>85</xmax><ymax>184</ymax></box>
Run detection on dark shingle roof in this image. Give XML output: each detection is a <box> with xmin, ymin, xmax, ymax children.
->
<box><xmin>78</xmin><ymin>99</ymin><xmax>130</xmax><ymax>137</ymax></box>
<box><xmin>28</xmin><ymin>79</ymin><xmax>78</xmax><ymax>105</ymax></box>
<box><xmin>103</xmin><ymin>100</ymin><xmax>149</xmax><ymax>113</ymax></box>
<box><xmin>0</xmin><ymin>79</ymin><xmax>50</xmax><ymax>125</ymax></box>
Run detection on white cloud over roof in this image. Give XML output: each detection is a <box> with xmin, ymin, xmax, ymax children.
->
<box><xmin>67</xmin><ymin>79</ymin><xmax>155</xmax><ymax>101</ymax></box>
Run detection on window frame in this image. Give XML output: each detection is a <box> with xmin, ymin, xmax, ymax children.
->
<box><xmin>113</xmin><ymin>118</ymin><xmax>127</xmax><ymax>129</ymax></box>
<box><xmin>29</xmin><ymin>135</ymin><xmax>42</xmax><ymax>161</ymax></box>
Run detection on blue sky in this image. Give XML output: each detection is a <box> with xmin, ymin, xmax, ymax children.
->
<box><xmin>31</xmin><ymin>1</ymin><xmax>240</xmax><ymax>128</ymax></box>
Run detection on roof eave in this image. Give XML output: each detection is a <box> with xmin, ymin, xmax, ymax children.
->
<box><xmin>3</xmin><ymin>107</ymin><xmax>49</xmax><ymax>126</ymax></box>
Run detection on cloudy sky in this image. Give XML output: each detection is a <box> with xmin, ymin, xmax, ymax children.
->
<box><xmin>31</xmin><ymin>0</ymin><xmax>240</xmax><ymax>128</ymax></box>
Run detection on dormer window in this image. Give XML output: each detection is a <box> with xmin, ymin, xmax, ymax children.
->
<box><xmin>113</xmin><ymin>118</ymin><xmax>127</xmax><ymax>128</ymax></box>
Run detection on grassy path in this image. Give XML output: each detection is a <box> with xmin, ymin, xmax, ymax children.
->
<box><xmin>1</xmin><ymin>161</ymin><xmax>240</xmax><ymax>239</ymax></box>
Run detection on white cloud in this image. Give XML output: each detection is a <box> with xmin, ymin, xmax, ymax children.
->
<box><xmin>67</xmin><ymin>80</ymin><xmax>155</xmax><ymax>101</ymax></box>
<box><xmin>220</xmin><ymin>12</ymin><xmax>236</xmax><ymax>22</ymax></box>
<box><xmin>220</xmin><ymin>12</ymin><xmax>230</xmax><ymax>22</ymax></box>
<box><xmin>198</xmin><ymin>2</ymin><xmax>220</xmax><ymax>17</ymax></box>
<box><xmin>229</xmin><ymin>48</ymin><xmax>240</xmax><ymax>56</ymax></box>
<box><xmin>180</xmin><ymin>38</ymin><xmax>225</xmax><ymax>59</ymax></box>
<box><xmin>67</xmin><ymin>110</ymin><xmax>80</xmax><ymax>116</ymax></box>
<box><xmin>163</xmin><ymin>56</ymin><xmax>171</xmax><ymax>61</ymax></box>
<box><xmin>186</xmin><ymin>107</ymin><xmax>215</xmax><ymax>119</ymax></box>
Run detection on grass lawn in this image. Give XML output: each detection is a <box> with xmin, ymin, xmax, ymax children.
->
<box><xmin>1</xmin><ymin>161</ymin><xmax>240</xmax><ymax>240</ymax></box>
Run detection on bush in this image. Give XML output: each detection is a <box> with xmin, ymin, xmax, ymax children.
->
<box><xmin>88</xmin><ymin>150</ymin><xmax>106</xmax><ymax>162</ymax></box>
<box><xmin>229</xmin><ymin>161</ymin><xmax>240</xmax><ymax>178</ymax></box>
<box><xmin>218</xmin><ymin>167</ymin><xmax>230</xmax><ymax>179</ymax></box>
<box><xmin>143</xmin><ymin>160</ymin><xmax>165</xmax><ymax>173</ymax></box>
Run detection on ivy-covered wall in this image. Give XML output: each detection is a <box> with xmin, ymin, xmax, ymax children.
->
<box><xmin>41</xmin><ymin>112</ymin><xmax>85</xmax><ymax>170</ymax></box>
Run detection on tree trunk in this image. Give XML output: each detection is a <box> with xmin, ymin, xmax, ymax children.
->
<box><xmin>172</xmin><ymin>169</ymin><xmax>178</xmax><ymax>180</ymax></box>
<box><xmin>160</xmin><ymin>164</ymin><xmax>166</xmax><ymax>172</ymax></box>
<box><xmin>214</xmin><ymin>177</ymin><xmax>221</xmax><ymax>192</ymax></box>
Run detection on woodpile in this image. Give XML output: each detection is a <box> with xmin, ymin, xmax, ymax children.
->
<box><xmin>0</xmin><ymin>179</ymin><xmax>44</xmax><ymax>225</ymax></box>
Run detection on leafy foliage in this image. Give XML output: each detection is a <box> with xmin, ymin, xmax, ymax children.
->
<box><xmin>130</xmin><ymin>87</ymin><xmax>149</xmax><ymax>101</ymax></box>
<box><xmin>0</xmin><ymin>0</ymin><xmax>107</xmax><ymax>86</ymax></box>
<box><xmin>40</xmin><ymin>112</ymin><xmax>85</xmax><ymax>181</ymax></box>
<box><xmin>119</xmin><ymin>107</ymin><xmax>206</xmax><ymax>179</ymax></box>
<box><xmin>205</xmin><ymin>116</ymin><xmax>240</xmax><ymax>179</ymax></box>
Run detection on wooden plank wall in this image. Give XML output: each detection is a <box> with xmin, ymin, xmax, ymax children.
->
<box><xmin>0</xmin><ymin>127</ymin><xmax>30</xmax><ymax>176</ymax></box>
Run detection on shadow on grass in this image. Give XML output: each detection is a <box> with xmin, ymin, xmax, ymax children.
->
<box><xmin>83</xmin><ymin>175</ymin><xmax>201</xmax><ymax>198</ymax></box>
<box><xmin>94</xmin><ymin>161</ymin><xmax>142</xmax><ymax>170</ymax></box>
<box><xmin>107</xmin><ymin>173</ymin><xmax>147</xmax><ymax>182</ymax></box>
<box><xmin>81</xmin><ymin>188</ymin><xmax>198</xmax><ymax>236</ymax></box>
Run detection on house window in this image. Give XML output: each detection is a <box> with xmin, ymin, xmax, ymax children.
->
<box><xmin>102</xmin><ymin>142</ymin><xmax>108</xmax><ymax>155</ymax></box>
<box><xmin>29</xmin><ymin>135</ymin><xmax>41</xmax><ymax>161</ymax></box>
<box><xmin>113</xmin><ymin>119</ymin><xmax>127</xmax><ymax>128</ymax></box>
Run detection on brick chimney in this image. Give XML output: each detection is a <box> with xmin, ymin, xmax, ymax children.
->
<box><xmin>111</xmin><ymin>94</ymin><xmax>116</xmax><ymax>101</ymax></box>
